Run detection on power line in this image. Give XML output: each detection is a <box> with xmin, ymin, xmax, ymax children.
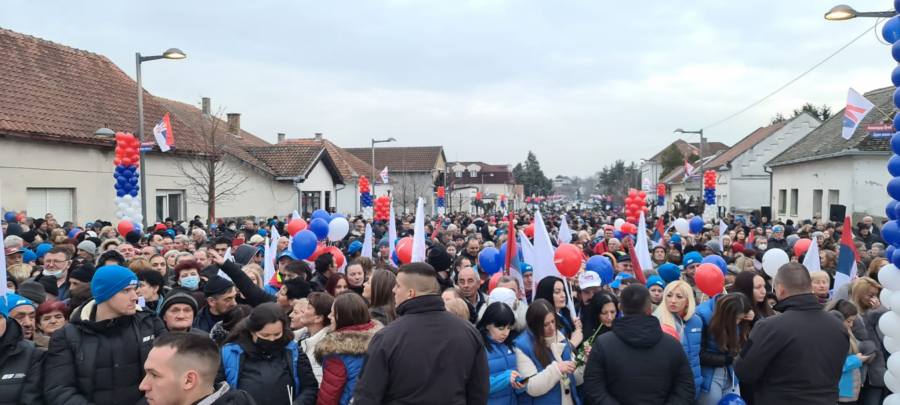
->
<box><xmin>702</xmin><ymin>21</ymin><xmax>882</xmax><ymax>130</ymax></box>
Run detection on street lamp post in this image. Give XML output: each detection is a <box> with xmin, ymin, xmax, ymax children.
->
<box><xmin>371</xmin><ymin>137</ymin><xmax>396</xmax><ymax>195</ymax></box>
<box><xmin>136</xmin><ymin>48</ymin><xmax>185</xmax><ymax>230</ymax></box>
<box><xmin>824</xmin><ymin>4</ymin><xmax>896</xmax><ymax>20</ymax></box>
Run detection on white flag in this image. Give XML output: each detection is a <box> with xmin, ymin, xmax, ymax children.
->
<box><xmin>411</xmin><ymin>198</ymin><xmax>427</xmax><ymax>263</ymax></box>
<box><xmin>519</xmin><ymin>230</ymin><xmax>535</xmax><ymax>266</ymax></box>
<box><xmin>803</xmin><ymin>239</ymin><xmax>821</xmax><ymax>272</ymax></box>
<box><xmin>842</xmin><ymin>88</ymin><xmax>875</xmax><ymax>139</ymax></box>
<box><xmin>380</xmin><ymin>166</ymin><xmax>389</xmax><ymax>184</ymax></box>
<box><xmin>719</xmin><ymin>220</ymin><xmax>728</xmax><ymax>250</ymax></box>
<box><xmin>289</xmin><ymin>210</ymin><xmax>300</xmax><ymax>248</ymax></box>
<box><xmin>532</xmin><ymin>210</ymin><xmax>577</xmax><ymax>317</ymax></box>
<box><xmin>361</xmin><ymin>224</ymin><xmax>373</xmax><ymax>259</ymax></box>
<box><xmin>484</xmin><ymin>188</ymin><xmax>490</xmax><ymax>197</ymax></box>
<box><xmin>217</xmin><ymin>247</ymin><xmax>233</xmax><ymax>281</ymax></box>
<box><xmin>635</xmin><ymin>212</ymin><xmax>653</xmax><ymax>272</ymax></box>
<box><xmin>388</xmin><ymin>202</ymin><xmax>397</xmax><ymax>265</ymax></box>
<box><xmin>558</xmin><ymin>214</ymin><xmax>572</xmax><ymax>244</ymax></box>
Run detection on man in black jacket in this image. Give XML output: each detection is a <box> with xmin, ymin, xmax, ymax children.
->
<box><xmin>734</xmin><ymin>263</ymin><xmax>849</xmax><ymax>405</ymax></box>
<box><xmin>583</xmin><ymin>284</ymin><xmax>695</xmax><ymax>405</ymax></box>
<box><xmin>44</xmin><ymin>264</ymin><xmax>168</xmax><ymax>405</ymax></box>
<box><xmin>311</xmin><ymin>253</ymin><xmax>335</xmax><ymax>293</ymax></box>
<box><xmin>353</xmin><ymin>262</ymin><xmax>489</xmax><ymax>404</ymax></box>
<box><xmin>192</xmin><ymin>276</ymin><xmax>238</xmax><ymax>333</ymax></box>
<box><xmin>0</xmin><ymin>295</ymin><xmax>44</xmax><ymax>405</ymax></box>
<box><xmin>141</xmin><ymin>332</ymin><xmax>256</xmax><ymax>405</ymax></box>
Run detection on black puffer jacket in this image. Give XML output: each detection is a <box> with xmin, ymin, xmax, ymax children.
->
<box><xmin>311</xmin><ymin>272</ymin><xmax>328</xmax><ymax>293</ymax></box>
<box><xmin>217</xmin><ymin>259</ymin><xmax>275</xmax><ymax>307</ymax></box>
<box><xmin>44</xmin><ymin>300</ymin><xmax>167</xmax><ymax>405</ymax></box>
<box><xmin>734</xmin><ymin>293</ymin><xmax>849</xmax><ymax>405</ymax></box>
<box><xmin>197</xmin><ymin>382</ymin><xmax>258</xmax><ymax>405</ymax></box>
<box><xmin>0</xmin><ymin>320</ymin><xmax>44</xmax><ymax>405</ymax></box>
<box><xmin>583</xmin><ymin>313</ymin><xmax>695</xmax><ymax>405</ymax></box>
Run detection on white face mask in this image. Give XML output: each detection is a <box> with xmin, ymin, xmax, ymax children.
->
<box><xmin>42</xmin><ymin>269</ymin><xmax>64</xmax><ymax>278</ymax></box>
<box><xmin>228</xmin><ymin>226</ymin><xmax>236</xmax><ymax>231</ymax></box>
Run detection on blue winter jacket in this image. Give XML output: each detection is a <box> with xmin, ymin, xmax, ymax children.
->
<box><xmin>673</xmin><ymin>313</ymin><xmax>703</xmax><ymax>398</ymax></box>
<box><xmin>695</xmin><ymin>294</ymin><xmax>739</xmax><ymax>393</ymax></box>
<box><xmin>513</xmin><ymin>331</ymin><xmax>581</xmax><ymax>405</ymax></box>
<box><xmin>485</xmin><ymin>336</ymin><xmax>523</xmax><ymax>405</ymax></box>
<box><xmin>840</xmin><ymin>354</ymin><xmax>863</xmax><ymax>399</ymax></box>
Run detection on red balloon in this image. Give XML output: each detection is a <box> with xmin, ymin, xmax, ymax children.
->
<box><xmin>629</xmin><ymin>189</ymin><xmax>638</xmax><ymax>198</ymax></box>
<box><xmin>625</xmin><ymin>197</ymin><xmax>633</xmax><ymax>205</ymax></box>
<box><xmin>287</xmin><ymin>219</ymin><xmax>308</xmax><ymax>236</ymax></box>
<box><xmin>695</xmin><ymin>263</ymin><xmax>725</xmax><ymax>297</ymax></box>
<box><xmin>307</xmin><ymin>243</ymin><xmax>326</xmax><ymax>261</ymax></box>
<box><xmin>554</xmin><ymin>244</ymin><xmax>583</xmax><ymax>278</ymax></box>
<box><xmin>793</xmin><ymin>238</ymin><xmax>813</xmax><ymax>258</ymax></box>
<box><xmin>396</xmin><ymin>237</ymin><xmax>413</xmax><ymax>264</ymax></box>
<box><xmin>115</xmin><ymin>132</ymin><xmax>125</xmax><ymax>141</ymax></box>
<box><xmin>117</xmin><ymin>221</ymin><xmax>134</xmax><ymax>236</ymax></box>
<box><xmin>15</xmin><ymin>213</ymin><xmax>25</xmax><ymax>222</ymax></box>
<box><xmin>525</xmin><ymin>223</ymin><xmax>535</xmax><ymax>238</ymax></box>
<box><xmin>638</xmin><ymin>191</ymin><xmax>647</xmax><ymax>199</ymax></box>
<box><xmin>113</xmin><ymin>158</ymin><xmax>122</xmax><ymax>166</ymax></box>
<box><xmin>115</xmin><ymin>147</ymin><xmax>124</xmax><ymax>156</ymax></box>
<box><xmin>122</xmin><ymin>157</ymin><xmax>132</xmax><ymax>166</ymax></box>
<box><xmin>324</xmin><ymin>246</ymin><xmax>345</xmax><ymax>268</ymax></box>
<box><xmin>488</xmin><ymin>272</ymin><xmax>503</xmax><ymax>294</ymax></box>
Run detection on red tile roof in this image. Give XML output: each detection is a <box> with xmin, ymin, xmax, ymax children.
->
<box><xmin>246</xmin><ymin>145</ymin><xmax>325</xmax><ymax>178</ymax></box>
<box><xmin>278</xmin><ymin>138</ymin><xmax>372</xmax><ymax>181</ymax></box>
<box><xmin>344</xmin><ymin>146</ymin><xmax>444</xmax><ymax>173</ymax></box>
<box><xmin>705</xmin><ymin>121</ymin><xmax>788</xmax><ymax>169</ymax></box>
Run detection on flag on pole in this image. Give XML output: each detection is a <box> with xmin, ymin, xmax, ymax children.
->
<box><xmin>718</xmin><ymin>220</ymin><xmax>727</xmax><ymax>250</ymax></box>
<box><xmin>485</xmin><ymin>188</ymin><xmax>490</xmax><ymax>197</ymax></box>
<box><xmin>633</xmin><ymin>212</ymin><xmax>651</xmax><ymax>284</ymax></box>
<box><xmin>289</xmin><ymin>210</ymin><xmax>300</xmax><ymax>250</ymax></box>
<box><xmin>361</xmin><ymin>224</ymin><xmax>373</xmax><ymax>259</ymax></box>
<box><xmin>803</xmin><ymin>238</ymin><xmax>821</xmax><ymax>272</ymax></box>
<box><xmin>519</xmin><ymin>230</ymin><xmax>535</xmax><ymax>266</ymax></box>
<box><xmin>217</xmin><ymin>247</ymin><xmax>234</xmax><ymax>281</ymax></box>
<box><xmin>388</xmin><ymin>202</ymin><xmax>397</xmax><ymax>266</ymax></box>
<box><xmin>411</xmin><ymin>198</ymin><xmax>427</xmax><ymax>263</ymax></box>
<box><xmin>264</xmin><ymin>227</ymin><xmax>281</xmax><ymax>284</ymax></box>
<box><xmin>834</xmin><ymin>217</ymin><xmax>860</xmax><ymax>292</ymax></box>
<box><xmin>152</xmin><ymin>113</ymin><xmax>174</xmax><ymax>152</ymax></box>
<box><xmin>651</xmin><ymin>217</ymin><xmax>665</xmax><ymax>248</ymax></box>
<box><xmin>504</xmin><ymin>213</ymin><xmax>526</xmax><ymax>301</ymax></box>
<box><xmin>431</xmin><ymin>220</ymin><xmax>442</xmax><ymax>241</ymax></box>
<box><xmin>558</xmin><ymin>214</ymin><xmax>572</xmax><ymax>244</ymax></box>
<box><xmin>380</xmin><ymin>166</ymin><xmax>389</xmax><ymax>184</ymax></box>
<box><xmin>684</xmin><ymin>160</ymin><xmax>695</xmax><ymax>177</ymax></box>
<box><xmin>842</xmin><ymin>88</ymin><xmax>875</xmax><ymax>139</ymax></box>
<box><xmin>532</xmin><ymin>210</ymin><xmax>576</xmax><ymax>317</ymax></box>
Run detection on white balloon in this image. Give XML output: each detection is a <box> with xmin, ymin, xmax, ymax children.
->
<box><xmin>123</xmin><ymin>194</ymin><xmax>133</xmax><ymax>202</ymax></box>
<box><xmin>114</xmin><ymin>197</ymin><xmax>123</xmax><ymax>204</ymax></box>
<box><xmin>886</xmin><ymin>336</ymin><xmax>900</xmax><ymax>354</ymax></box>
<box><xmin>327</xmin><ymin>217</ymin><xmax>350</xmax><ymax>242</ymax></box>
<box><xmin>674</xmin><ymin>218</ymin><xmax>690</xmax><ymax>234</ymax></box>
<box><xmin>134</xmin><ymin>214</ymin><xmax>143</xmax><ymax>223</ymax></box>
<box><xmin>121</xmin><ymin>215</ymin><xmax>132</xmax><ymax>222</ymax></box>
<box><xmin>889</xmin><ymin>349</ymin><xmax>900</xmax><ymax>372</ymax></box>
<box><xmin>134</xmin><ymin>196</ymin><xmax>141</xmax><ymax>204</ymax></box>
<box><xmin>131</xmin><ymin>200</ymin><xmax>141</xmax><ymax>209</ymax></box>
<box><xmin>762</xmin><ymin>249</ymin><xmax>790</xmax><ymax>278</ymax></box>
<box><xmin>891</xmin><ymin>291</ymin><xmax>900</xmax><ymax>315</ymax></box>
<box><xmin>883</xmin><ymin>265</ymin><xmax>900</xmax><ymax>292</ymax></box>
<box><xmin>885</xmin><ymin>393</ymin><xmax>900</xmax><ymax>405</ymax></box>
<box><xmin>125</xmin><ymin>207</ymin><xmax>136</xmax><ymax>216</ymax></box>
<box><xmin>882</xmin><ymin>312</ymin><xmax>900</xmax><ymax>338</ymax></box>
<box><xmin>886</xmin><ymin>370</ymin><xmax>900</xmax><ymax>395</ymax></box>
<box><xmin>116</xmin><ymin>211</ymin><xmax>125</xmax><ymax>219</ymax></box>
<box><xmin>118</xmin><ymin>202</ymin><xmax>129</xmax><ymax>211</ymax></box>
<box><xmin>614</xmin><ymin>218</ymin><xmax>625</xmax><ymax>231</ymax></box>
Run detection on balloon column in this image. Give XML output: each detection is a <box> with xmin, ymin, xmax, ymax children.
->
<box><xmin>475</xmin><ymin>192</ymin><xmax>483</xmax><ymax>213</ymax></box>
<box><xmin>374</xmin><ymin>196</ymin><xmax>391</xmax><ymax>221</ymax></box>
<box><xmin>879</xmin><ymin>16</ymin><xmax>900</xmax><ymax>403</ymax></box>
<box><xmin>437</xmin><ymin>187</ymin><xmax>445</xmax><ymax>216</ymax></box>
<box><xmin>702</xmin><ymin>170</ymin><xmax>717</xmax><ymax>221</ymax></box>
<box><xmin>623</xmin><ymin>189</ymin><xmax>647</xmax><ymax>224</ymax></box>
<box><xmin>499</xmin><ymin>194</ymin><xmax>505</xmax><ymax>210</ymax></box>
<box><xmin>359</xmin><ymin>176</ymin><xmax>373</xmax><ymax>220</ymax></box>
<box><xmin>113</xmin><ymin>132</ymin><xmax>143</xmax><ymax>224</ymax></box>
<box><xmin>656</xmin><ymin>184</ymin><xmax>666</xmax><ymax>215</ymax></box>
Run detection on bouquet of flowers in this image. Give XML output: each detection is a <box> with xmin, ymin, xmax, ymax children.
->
<box><xmin>573</xmin><ymin>325</ymin><xmax>604</xmax><ymax>368</ymax></box>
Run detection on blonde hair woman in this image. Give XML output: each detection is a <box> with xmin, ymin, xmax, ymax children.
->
<box><xmin>848</xmin><ymin>277</ymin><xmax>887</xmax><ymax>397</ymax></box>
<box><xmin>656</xmin><ymin>280</ymin><xmax>702</xmax><ymax>398</ymax></box>
<box><xmin>99</xmin><ymin>225</ymin><xmax>117</xmax><ymax>241</ymax></box>
<box><xmin>7</xmin><ymin>264</ymin><xmax>33</xmax><ymax>285</ymax></box>
<box><xmin>445</xmin><ymin>298</ymin><xmax>471</xmax><ymax>321</ymax></box>
<box><xmin>242</xmin><ymin>264</ymin><xmax>264</xmax><ymax>289</ymax></box>
<box><xmin>733</xmin><ymin>254</ymin><xmax>755</xmax><ymax>273</ymax></box>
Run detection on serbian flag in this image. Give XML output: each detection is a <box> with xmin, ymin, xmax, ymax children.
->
<box><xmin>651</xmin><ymin>217</ymin><xmax>665</xmax><ymax>248</ymax></box>
<box><xmin>153</xmin><ymin>113</ymin><xmax>174</xmax><ymax>152</ymax></box>
<box><xmin>842</xmin><ymin>88</ymin><xmax>874</xmax><ymax>140</ymax></box>
<box><xmin>834</xmin><ymin>217</ymin><xmax>860</xmax><ymax>292</ymax></box>
<box><xmin>684</xmin><ymin>160</ymin><xmax>694</xmax><ymax>177</ymax></box>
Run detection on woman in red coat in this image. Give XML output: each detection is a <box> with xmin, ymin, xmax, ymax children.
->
<box><xmin>315</xmin><ymin>293</ymin><xmax>381</xmax><ymax>405</ymax></box>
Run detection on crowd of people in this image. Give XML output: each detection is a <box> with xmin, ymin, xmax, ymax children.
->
<box><xmin>0</xmin><ymin>207</ymin><xmax>890</xmax><ymax>404</ymax></box>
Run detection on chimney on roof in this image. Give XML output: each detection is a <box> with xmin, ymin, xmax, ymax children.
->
<box><xmin>201</xmin><ymin>97</ymin><xmax>211</xmax><ymax>116</ymax></box>
<box><xmin>277</xmin><ymin>133</ymin><xmax>286</xmax><ymax>143</ymax></box>
<box><xmin>227</xmin><ymin>113</ymin><xmax>241</xmax><ymax>136</ymax></box>
<box><xmin>314</xmin><ymin>133</ymin><xmax>323</xmax><ymax>142</ymax></box>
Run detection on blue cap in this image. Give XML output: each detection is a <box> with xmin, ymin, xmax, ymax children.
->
<box><xmin>646</xmin><ymin>275</ymin><xmax>666</xmax><ymax>289</ymax></box>
<box><xmin>36</xmin><ymin>244</ymin><xmax>52</xmax><ymax>258</ymax></box>
<box><xmin>210</xmin><ymin>224</ymin><xmax>217</xmax><ymax>230</ymax></box>
<box><xmin>6</xmin><ymin>293</ymin><xmax>34</xmax><ymax>312</ymax></box>
<box><xmin>20</xmin><ymin>248</ymin><xmax>37</xmax><ymax>263</ymax></box>
<box><xmin>683</xmin><ymin>251</ymin><xmax>703</xmax><ymax>268</ymax></box>
<box><xmin>670</xmin><ymin>234</ymin><xmax>682</xmax><ymax>244</ymax></box>
<box><xmin>86</xmin><ymin>222</ymin><xmax>94</xmax><ymax>227</ymax></box>
<box><xmin>277</xmin><ymin>250</ymin><xmax>297</xmax><ymax>261</ymax></box>
<box><xmin>258</xmin><ymin>229</ymin><xmax>269</xmax><ymax>237</ymax></box>
<box><xmin>609</xmin><ymin>273</ymin><xmax>634</xmax><ymax>289</ymax></box>
<box><xmin>658</xmin><ymin>263</ymin><xmax>682</xmax><ymax>283</ymax></box>
<box><xmin>348</xmin><ymin>241</ymin><xmax>363</xmax><ymax>254</ymax></box>
<box><xmin>520</xmin><ymin>262</ymin><xmax>533</xmax><ymax>274</ymax></box>
<box><xmin>91</xmin><ymin>265</ymin><xmax>138</xmax><ymax>304</ymax></box>
<box><xmin>166</xmin><ymin>229</ymin><xmax>175</xmax><ymax>237</ymax></box>
<box><xmin>773</xmin><ymin>225</ymin><xmax>784</xmax><ymax>233</ymax></box>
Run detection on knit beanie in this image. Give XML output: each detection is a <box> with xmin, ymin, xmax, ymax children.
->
<box><xmin>657</xmin><ymin>263</ymin><xmax>682</xmax><ymax>284</ymax></box>
<box><xmin>683</xmin><ymin>252</ymin><xmax>703</xmax><ymax>268</ymax></box>
<box><xmin>17</xmin><ymin>282</ymin><xmax>46</xmax><ymax>305</ymax></box>
<box><xmin>0</xmin><ymin>295</ymin><xmax>7</xmax><ymax>320</ymax></box>
<box><xmin>91</xmin><ymin>265</ymin><xmax>138</xmax><ymax>304</ymax></box>
<box><xmin>159</xmin><ymin>286</ymin><xmax>198</xmax><ymax>315</ymax></box>
<box><xmin>203</xmin><ymin>276</ymin><xmax>235</xmax><ymax>298</ymax></box>
<box><xmin>426</xmin><ymin>246</ymin><xmax>454</xmax><ymax>273</ymax></box>
<box><xmin>96</xmin><ymin>250</ymin><xmax>126</xmax><ymax>267</ymax></box>
<box><xmin>35</xmin><ymin>243</ymin><xmax>53</xmax><ymax>258</ymax></box>
<box><xmin>6</xmin><ymin>293</ymin><xmax>34</xmax><ymax>312</ymax></box>
<box><xmin>37</xmin><ymin>276</ymin><xmax>59</xmax><ymax>298</ymax></box>
<box><xmin>646</xmin><ymin>275</ymin><xmax>666</xmax><ymax>289</ymax></box>
<box><xmin>20</xmin><ymin>248</ymin><xmax>37</xmax><ymax>264</ymax></box>
<box><xmin>69</xmin><ymin>263</ymin><xmax>96</xmax><ymax>283</ymax></box>
<box><xmin>125</xmin><ymin>231</ymin><xmax>141</xmax><ymax>245</ymax></box>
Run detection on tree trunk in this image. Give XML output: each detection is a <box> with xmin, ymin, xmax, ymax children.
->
<box><xmin>208</xmin><ymin>159</ymin><xmax>216</xmax><ymax>224</ymax></box>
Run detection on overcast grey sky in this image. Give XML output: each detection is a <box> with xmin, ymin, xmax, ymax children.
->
<box><xmin>1</xmin><ymin>1</ymin><xmax>895</xmax><ymax>177</ymax></box>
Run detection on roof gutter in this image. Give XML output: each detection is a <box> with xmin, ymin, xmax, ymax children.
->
<box><xmin>767</xmin><ymin>149</ymin><xmax>890</xmax><ymax>167</ymax></box>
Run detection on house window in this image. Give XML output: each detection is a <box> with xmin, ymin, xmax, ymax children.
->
<box><xmin>455</xmin><ymin>171</ymin><xmax>463</xmax><ymax>178</ymax></box>
<box><xmin>155</xmin><ymin>190</ymin><xmax>185</xmax><ymax>223</ymax></box>
<box><xmin>812</xmin><ymin>190</ymin><xmax>823</xmax><ymax>219</ymax></box>
<box><xmin>302</xmin><ymin>191</ymin><xmax>321</xmax><ymax>217</ymax></box>
<box><xmin>325</xmin><ymin>191</ymin><xmax>331</xmax><ymax>212</ymax></box>
<box><xmin>778</xmin><ymin>189</ymin><xmax>787</xmax><ymax>214</ymax></box>
<box><xmin>27</xmin><ymin>188</ymin><xmax>74</xmax><ymax>223</ymax></box>
<box><xmin>469</xmin><ymin>170</ymin><xmax>477</xmax><ymax>177</ymax></box>
<box><xmin>790</xmin><ymin>189</ymin><xmax>799</xmax><ymax>216</ymax></box>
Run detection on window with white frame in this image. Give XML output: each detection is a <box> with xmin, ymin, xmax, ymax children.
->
<box><xmin>27</xmin><ymin>188</ymin><xmax>74</xmax><ymax>223</ymax></box>
<box><xmin>156</xmin><ymin>190</ymin><xmax>185</xmax><ymax>223</ymax></box>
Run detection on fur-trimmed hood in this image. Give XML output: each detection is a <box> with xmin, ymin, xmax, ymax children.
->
<box><xmin>314</xmin><ymin>321</ymin><xmax>382</xmax><ymax>364</ymax></box>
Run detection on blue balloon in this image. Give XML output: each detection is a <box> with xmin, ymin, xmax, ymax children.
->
<box><xmin>131</xmin><ymin>222</ymin><xmax>142</xmax><ymax>232</ymax></box>
<box><xmin>499</xmin><ymin>242</ymin><xmax>524</xmax><ymax>264</ymax></box>
<box><xmin>3</xmin><ymin>212</ymin><xmax>15</xmax><ymax>222</ymax></box>
<box><xmin>330</xmin><ymin>213</ymin><xmax>345</xmax><ymax>221</ymax></box>
<box><xmin>586</xmin><ymin>255</ymin><xmax>614</xmax><ymax>284</ymax></box>
<box><xmin>702</xmin><ymin>255</ymin><xmax>727</xmax><ymax>276</ymax></box>
<box><xmin>613</xmin><ymin>230</ymin><xmax>624</xmax><ymax>239</ymax></box>
<box><xmin>128</xmin><ymin>165</ymin><xmax>137</xmax><ymax>172</ymax></box>
<box><xmin>890</xmin><ymin>156</ymin><xmax>900</xmax><ymax>178</ymax></box>
<box><xmin>717</xmin><ymin>393</ymin><xmax>746</xmax><ymax>405</ymax></box>
<box><xmin>889</xmin><ymin>245</ymin><xmax>897</xmax><ymax>260</ymax></box>
<box><xmin>68</xmin><ymin>228</ymin><xmax>81</xmax><ymax>238</ymax></box>
<box><xmin>392</xmin><ymin>250</ymin><xmax>400</xmax><ymax>264</ymax></box>
<box><xmin>890</xmin><ymin>200</ymin><xmax>899</xmax><ymax>221</ymax></box>
<box><xmin>889</xmin><ymin>177</ymin><xmax>900</xmax><ymax>200</ymax></box>
<box><xmin>116</xmin><ymin>189</ymin><xmax>126</xmax><ymax>197</ymax></box>
<box><xmin>479</xmin><ymin>247</ymin><xmax>502</xmax><ymax>275</ymax></box>
<box><xmin>894</xmin><ymin>65</ymin><xmax>900</xmax><ymax>88</ymax></box>
<box><xmin>116</xmin><ymin>164</ymin><xmax>126</xmax><ymax>171</ymax></box>
<box><xmin>291</xmin><ymin>230</ymin><xmax>318</xmax><ymax>259</ymax></box>
<box><xmin>893</xmin><ymin>247</ymin><xmax>900</xmax><ymax>269</ymax></box>
<box><xmin>885</xmin><ymin>15</ymin><xmax>900</xmax><ymax>44</ymax></box>
<box><xmin>309</xmin><ymin>218</ymin><xmax>329</xmax><ymax>240</ymax></box>
<box><xmin>123</xmin><ymin>170</ymin><xmax>133</xmax><ymax>178</ymax></box>
<box><xmin>311</xmin><ymin>209</ymin><xmax>331</xmax><ymax>223</ymax></box>
<box><xmin>129</xmin><ymin>189</ymin><xmax>138</xmax><ymax>197</ymax></box>
<box><xmin>129</xmin><ymin>177</ymin><xmax>138</xmax><ymax>184</ymax></box>
<box><xmin>689</xmin><ymin>216</ymin><xmax>704</xmax><ymax>233</ymax></box>
<box><xmin>114</xmin><ymin>183</ymin><xmax>121</xmax><ymax>190</ymax></box>
<box><xmin>893</xmin><ymin>40</ymin><xmax>900</xmax><ymax>63</ymax></box>
<box><xmin>884</xmin><ymin>221</ymin><xmax>900</xmax><ymax>246</ymax></box>
<box><xmin>895</xmin><ymin>201</ymin><xmax>900</xmax><ymax>222</ymax></box>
